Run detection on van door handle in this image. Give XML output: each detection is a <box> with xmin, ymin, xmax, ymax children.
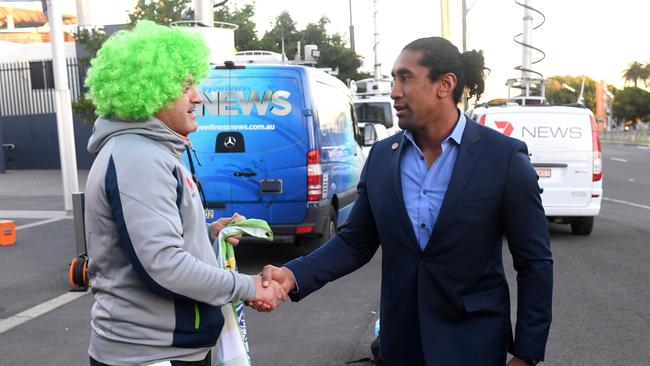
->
<box><xmin>234</xmin><ymin>171</ymin><xmax>257</xmax><ymax>177</ymax></box>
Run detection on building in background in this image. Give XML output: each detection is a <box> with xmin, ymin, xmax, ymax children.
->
<box><xmin>0</xmin><ymin>2</ymin><xmax>79</xmax><ymax>116</ymax></box>
<box><xmin>0</xmin><ymin>1</ymin><xmax>93</xmax><ymax>171</ymax></box>
<box><xmin>0</xmin><ymin>2</ymin><xmax>77</xmax><ymax>46</ymax></box>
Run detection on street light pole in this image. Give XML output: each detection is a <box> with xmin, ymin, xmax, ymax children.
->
<box><xmin>605</xmin><ymin>90</ymin><xmax>614</xmax><ymax>131</ymax></box>
<box><xmin>461</xmin><ymin>0</ymin><xmax>480</xmax><ymax>110</ymax></box>
<box><xmin>47</xmin><ymin>0</ymin><xmax>79</xmax><ymax>212</ymax></box>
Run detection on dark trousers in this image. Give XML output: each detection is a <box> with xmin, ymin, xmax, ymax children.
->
<box><xmin>90</xmin><ymin>351</ymin><xmax>211</xmax><ymax>366</ymax></box>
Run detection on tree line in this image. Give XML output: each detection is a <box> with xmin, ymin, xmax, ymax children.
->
<box><xmin>74</xmin><ymin>0</ymin><xmax>648</xmax><ymax>127</ymax></box>
<box><xmin>84</xmin><ymin>0</ymin><xmax>369</xmax><ymax>82</ymax></box>
<box><xmin>73</xmin><ymin>0</ymin><xmax>369</xmax><ymax>122</ymax></box>
<box><xmin>514</xmin><ymin>62</ymin><xmax>650</xmax><ymax>128</ymax></box>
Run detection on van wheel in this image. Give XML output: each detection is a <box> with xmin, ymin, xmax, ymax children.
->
<box><xmin>326</xmin><ymin>209</ymin><xmax>338</xmax><ymax>237</ymax></box>
<box><xmin>301</xmin><ymin>208</ymin><xmax>337</xmax><ymax>249</ymax></box>
<box><xmin>570</xmin><ymin>217</ymin><xmax>594</xmax><ymax>235</ymax></box>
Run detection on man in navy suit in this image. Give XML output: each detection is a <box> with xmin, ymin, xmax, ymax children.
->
<box><xmin>254</xmin><ymin>37</ymin><xmax>553</xmax><ymax>366</ymax></box>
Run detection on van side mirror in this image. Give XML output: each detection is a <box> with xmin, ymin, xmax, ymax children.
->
<box><xmin>362</xmin><ymin>124</ymin><xmax>378</xmax><ymax>146</ymax></box>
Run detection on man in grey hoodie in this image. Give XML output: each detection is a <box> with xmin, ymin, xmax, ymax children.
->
<box><xmin>83</xmin><ymin>21</ymin><xmax>286</xmax><ymax>366</ymax></box>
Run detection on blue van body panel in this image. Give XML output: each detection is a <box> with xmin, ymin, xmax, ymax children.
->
<box><xmin>187</xmin><ymin>64</ymin><xmax>364</xmax><ymax>243</ymax></box>
<box><xmin>337</xmin><ymin>204</ymin><xmax>354</xmax><ymax>227</ymax></box>
<box><xmin>192</xmin><ymin>67</ymin><xmax>308</xmax><ymax>224</ymax></box>
<box><xmin>304</xmin><ymin>69</ymin><xmax>363</xmax><ymax>214</ymax></box>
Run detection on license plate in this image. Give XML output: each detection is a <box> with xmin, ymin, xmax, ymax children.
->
<box><xmin>535</xmin><ymin>168</ymin><xmax>551</xmax><ymax>178</ymax></box>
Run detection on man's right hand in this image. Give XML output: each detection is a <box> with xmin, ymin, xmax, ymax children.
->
<box><xmin>250</xmin><ymin>275</ymin><xmax>287</xmax><ymax>311</ymax></box>
<box><xmin>261</xmin><ymin>265</ymin><xmax>296</xmax><ymax>294</ymax></box>
<box><xmin>246</xmin><ymin>265</ymin><xmax>296</xmax><ymax>312</ymax></box>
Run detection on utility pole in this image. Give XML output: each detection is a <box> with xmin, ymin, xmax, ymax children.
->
<box><xmin>281</xmin><ymin>30</ymin><xmax>286</xmax><ymax>62</ymax></box>
<box><xmin>461</xmin><ymin>0</ymin><xmax>467</xmax><ymax>52</ymax></box>
<box><xmin>440</xmin><ymin>0</ymin><xmax>450</xmax><ymax>40</ymax></box>
<box><xmin>74</xmin><ymin>0</ymin><xmax>91</xmax><ymax>27</ymax></box>
<box><xmin>47</xmin><ymin>0</ymin><xmax>79</xmax><ymax>212</ymax></box>
<box><xmin>373</xmin><ymin>0</ymin><xmax>381</xmax><ymax>80</ymax></box>
<box><xmin>462</xmin><ymin>0</ymin><xmax>468</xmax><ymax>110</ymax></box>
<box><xmin>195</xmin><ymin>0</ymin><xmax>214</xmax><ymax>26</ymax></box>
<box><xmin>348</xmin><ymin>0</ymin><xmax>355</xmax><ymax>52</ymax></box>
<box><xmin>521</xmin><ymin>0</ymin><xmax>532</xmax><ymax>81</ymax></box>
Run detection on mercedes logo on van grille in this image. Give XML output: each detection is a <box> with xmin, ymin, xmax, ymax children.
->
<box><xmin>224</xmin><ymin>136</ymin><xmax>237</xmax><ymax>148</ymax></box>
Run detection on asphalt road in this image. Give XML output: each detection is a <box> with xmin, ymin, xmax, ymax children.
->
<box><xmin>0</xmin><ymin>142</ymin><xmax>648</xmax><ymax>365</ymax></box>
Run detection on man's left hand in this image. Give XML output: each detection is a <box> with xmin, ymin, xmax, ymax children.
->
<box><xmin>210</xmin><ymin>213</ymin><xmax>246</xmax><ymax>245</ymax></box>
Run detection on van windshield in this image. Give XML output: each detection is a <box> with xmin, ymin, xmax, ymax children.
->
<box><xmin>355</xmin><ymin>102</ymin><xmax>393</xmax><ymax>128</ymax></box>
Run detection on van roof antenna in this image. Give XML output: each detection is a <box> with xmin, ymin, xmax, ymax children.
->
<box><xmin>577</xmin><ymin>77</ymin><xmax>586</xmax><ymax>105</ymax></box>
<box><xmin>506</xmin><ymin>0</ymin><xmax>547</xmax><ymax>106</ymax></box>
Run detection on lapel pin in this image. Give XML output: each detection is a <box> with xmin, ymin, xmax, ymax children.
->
<box><xmin>391</xmin><ymin>143</ymin><xmax>399</xmax><ymax>150</ymax></box>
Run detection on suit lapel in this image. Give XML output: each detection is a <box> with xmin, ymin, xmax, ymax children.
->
<box><xmin>426</xmin><ymin>120</ymin><xmax>483</xmax><ymax>251</ymax></box>
<box><xmin>388</xmin><ymin>133</ymin><xmax>420</xmax><ymax>250</ymax></box>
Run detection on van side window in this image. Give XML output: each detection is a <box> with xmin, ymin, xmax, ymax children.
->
<box><xmin>355</xmin><ymin>102</ymin><xmax>394</xmax><ymax>128</ymax></box>
<box><xmin>314</xmin><ymin>83</ymin><xmax>355</xmax><ymax>147</ymax></box>
<box><xmin>351</xmin><ymin>103</ymin><xmax>362</xmax><ymax>146</ymax></box>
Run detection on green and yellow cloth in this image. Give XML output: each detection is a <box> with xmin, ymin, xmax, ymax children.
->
<box><xmin>213</xmin><ymin>219</ymin><xmax>273</xmax><ymax>366</ymax></box>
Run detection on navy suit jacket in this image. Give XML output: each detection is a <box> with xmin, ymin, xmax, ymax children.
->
<box><xmin>286</xmin><ymin>119</ymin><xmax>553</xmax><ymax>366</ymax></box>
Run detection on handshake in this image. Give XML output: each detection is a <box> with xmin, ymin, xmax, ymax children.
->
<box><xmin>247</xmin><ymin>265</ymin><xmax>295</xmax><ymax>312</ymax></box>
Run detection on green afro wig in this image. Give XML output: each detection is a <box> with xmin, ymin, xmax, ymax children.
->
<box><xmin>85</xmin><ymin>20</ymin><xmax>210</xmax><ymax>121</ymax></box>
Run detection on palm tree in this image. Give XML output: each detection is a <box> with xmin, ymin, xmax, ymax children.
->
<box><xmin>622</xmin><ymin>61</ymin><xmax>648</xmax><ymax>87</ymax></box>
<box><xmin>644</xmin><ymin>63</ymin><xmax>650</xmax><ymax>88</ymax></box>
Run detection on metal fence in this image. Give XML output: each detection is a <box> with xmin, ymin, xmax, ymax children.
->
<box><xmin>0</xmin><ymin>58</ymin><xmax>88</xmax><ymax>116</ymax></box>
<box><xmin>600</xmin><ymin>130</ymin><xmax>650</xmax><ymax>145</ymax></box>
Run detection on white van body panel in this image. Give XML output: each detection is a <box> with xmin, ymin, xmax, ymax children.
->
<box><xmin>476</xmin><ymin>106</ymin><xmax>602</xmax><ymax>218</ymax></box>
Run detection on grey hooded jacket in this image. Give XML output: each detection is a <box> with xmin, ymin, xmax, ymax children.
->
<box><xmin>84</xmin><ymin>117</ymin><xmax>256</xmax><ymax>365</ymax></box>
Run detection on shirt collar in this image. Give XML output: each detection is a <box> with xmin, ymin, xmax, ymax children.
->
<box><xmin>403</xmin><ymin>109</ymin><xmax>466</xmax><ymax>146</ymax></box>
<box><xmin>449</xmin><ymin>111</ymin><xmax>466</xmax><ymax>145</ymax></box>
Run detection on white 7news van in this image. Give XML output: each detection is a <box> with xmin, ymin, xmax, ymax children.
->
<box><xmin>468</xmin><ymin>105</ymin><xmax>603</xmax><ymax>235</ymax></box>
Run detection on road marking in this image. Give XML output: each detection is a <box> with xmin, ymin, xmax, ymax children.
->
<box><xmin>636</xmin><ymin>146</ymin><xmax>649</xmax><ymax>150</ymax></box>
<box><xmin>603</xmin><ymin>197</ymin><xmax>650</xmax><ymax>210</ymax></box>
<box><xmin>15</xmin><ymin>217</ymin><xmax>69</xmax><ymax>231</ymax></box>
<box><xmin>0</xmin><ymin>210</ymin><xmax>69</xmax><ymax>219</ymax></box>
<box><xmin>610</xmin><ymin>157</ymin><xmax>627</xmax><ymax>162</ymax></box>
<box><xmin>0</xmin><ymin>291</ymin><xmax>89</xmax><ymax>334</ymax></box>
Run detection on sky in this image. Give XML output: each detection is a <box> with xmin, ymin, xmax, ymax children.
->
<box><xmin>47</xmin><ymin>0</ymin><xmax>650</xmax><ymax>101</ymax></box>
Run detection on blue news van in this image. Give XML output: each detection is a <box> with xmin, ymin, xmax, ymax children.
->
<box><xmin>188</xmin><ymin>62</ymin><xmax>366</xmax><ymax>246</ymax></box>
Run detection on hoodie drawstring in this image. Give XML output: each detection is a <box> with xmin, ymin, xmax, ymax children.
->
<box><xmin>186</xmin><ymin>147</ymin><xmax>208</xmax><ymax>208</ymax></box>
